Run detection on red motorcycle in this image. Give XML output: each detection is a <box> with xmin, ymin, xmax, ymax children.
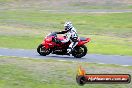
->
<box><xmin>37</xmin><ymin>32</ymin><xmax>90</xmax><ymax>58</ymax></box>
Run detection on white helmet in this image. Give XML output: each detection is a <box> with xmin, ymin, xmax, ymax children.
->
<box><xmin>64</xmin><ymin>21</ymin><xmax>73</xmax><ymax>31</ymax></box>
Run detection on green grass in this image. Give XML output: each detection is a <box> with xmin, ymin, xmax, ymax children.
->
<box><xmin>88</xmin><ymin>35</ymin><xmax>132</xmax><ymax>55</ymax></box>
<box><xmin>0</xmin><ymin>36</ymin><xmax>41</xmax><ymax>49</ymax></box>
<box><xmin>0</xmin><ymin>10</ymin><xmax>132</xmax><ymax>55</ymax></box>
<box><xmin>127</xmin><ymin>5</ymin><xmax>132</xmax><ymax>9</ymax></box>
<box><xmin>0</xmin><ymin>0</ymin><xmax>16</xmax><ymax>2</ymax></box>
<box><xmin>0</xmin><ymin>10</ymin><xmax>132</xmax><ymax>36</ymax></box>
<box><xmin>0</xmin><ymin>56</ymin><xmax>132</xmax><ymax>88</ymax></box>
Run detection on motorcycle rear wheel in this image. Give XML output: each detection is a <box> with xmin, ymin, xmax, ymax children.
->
<box><xmin>72</xmin><ymin>45</ymin><xmax>87</xmax><ymax>58</ymax></box>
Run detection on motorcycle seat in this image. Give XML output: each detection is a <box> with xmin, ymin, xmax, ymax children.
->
<box><xmin>57</xmin><ymin>36</ymin><xmax>65</xmax><ymax>41</ymax></box>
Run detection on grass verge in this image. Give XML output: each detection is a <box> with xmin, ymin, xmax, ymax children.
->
<box><xmin>0</xmin><ymin>56</ymin><xmax>132</xmax><ymax>88</ymax></box>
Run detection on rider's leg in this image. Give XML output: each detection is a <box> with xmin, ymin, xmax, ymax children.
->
<box><xmin>67</xmin><ymin>42</ymin><xmax>78</xmax><ymax>53</ymax></box>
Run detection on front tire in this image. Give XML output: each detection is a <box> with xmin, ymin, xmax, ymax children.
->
<box><xmin>72</xmin><ymin>45</ymin><xmax>87</xmax><ymax>58</ymax></box>
<box><xmin>37</xmin><ymin>44</ymin><xmax>51</xmax><ymax>56</ymax></box>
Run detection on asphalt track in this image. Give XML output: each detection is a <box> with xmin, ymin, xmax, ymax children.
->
<box><xmin>0</xmin><ymin>48</ymin><xmax>132</xmax><ymax>66</ymax></box>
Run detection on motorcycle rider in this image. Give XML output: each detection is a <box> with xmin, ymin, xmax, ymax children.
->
<box><xmin>56</xmin><ymin>22</ymin><xmax>79</xmax><ymax>54</ymax></box>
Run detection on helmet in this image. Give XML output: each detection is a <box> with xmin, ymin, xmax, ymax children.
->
<box><xmin>64</xmin><ymin>22</ymin><xmax>73</xmax><ymax>31</ymax></box>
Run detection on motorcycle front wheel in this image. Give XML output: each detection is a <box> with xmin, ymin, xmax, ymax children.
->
<box><xmin>37</xmin><ymin>44</ymin><xmax>51</xmax><ymax>56</ymax></box>
<box><xmin>72</xmin><ymin>45</ymin><xmax>87</xmax><ymax>58</ymax></box>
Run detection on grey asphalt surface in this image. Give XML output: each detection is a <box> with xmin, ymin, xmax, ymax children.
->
<box><xmin>0</xmin><ymin>48</ymin><xmax>132</xmax><ymax>66</ymax></box>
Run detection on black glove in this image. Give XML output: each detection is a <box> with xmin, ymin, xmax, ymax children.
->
<box><xmin>56</xmin><ymin>30</ymin><xmax>68</xmax><ymax>34</ymax></box>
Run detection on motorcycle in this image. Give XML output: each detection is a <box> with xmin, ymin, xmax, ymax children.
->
<box><xmin>37</xmin><ymin>32</ymin><xmax>90</xmax><ymax>58</ymax></box>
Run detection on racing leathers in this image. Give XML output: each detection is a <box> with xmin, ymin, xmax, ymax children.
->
<box><xmin>57</xmin><ymin>27</ymin><xmax>78</xmax><ymax>54</ymax></box>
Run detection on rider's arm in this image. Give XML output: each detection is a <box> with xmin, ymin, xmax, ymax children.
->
<box><xmin>56</xmin><ymin>30</ymin><xmax>68</xmax><ymax>34</ymax></box>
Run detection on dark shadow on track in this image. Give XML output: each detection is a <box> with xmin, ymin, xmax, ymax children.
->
<box><xmin>36</xmin><ymin>54</ymin><xmax>86</xmax><ymax>60</ymax></box>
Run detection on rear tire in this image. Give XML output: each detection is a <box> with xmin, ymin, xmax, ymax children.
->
<box><xmin>37</xmin><ymin>44</ymin><xmax>51</xmax><ymax>56</ymax></box>
<box><xmin>72</xmin><ymin>45</ymin><xmax>87</xmax><ymax>58</ymax></box>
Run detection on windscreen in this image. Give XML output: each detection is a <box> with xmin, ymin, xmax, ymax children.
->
<box><xmin>46</xmin><ymin>32</ymin><xmax>57</xmax><ymax>37</ymax></box>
